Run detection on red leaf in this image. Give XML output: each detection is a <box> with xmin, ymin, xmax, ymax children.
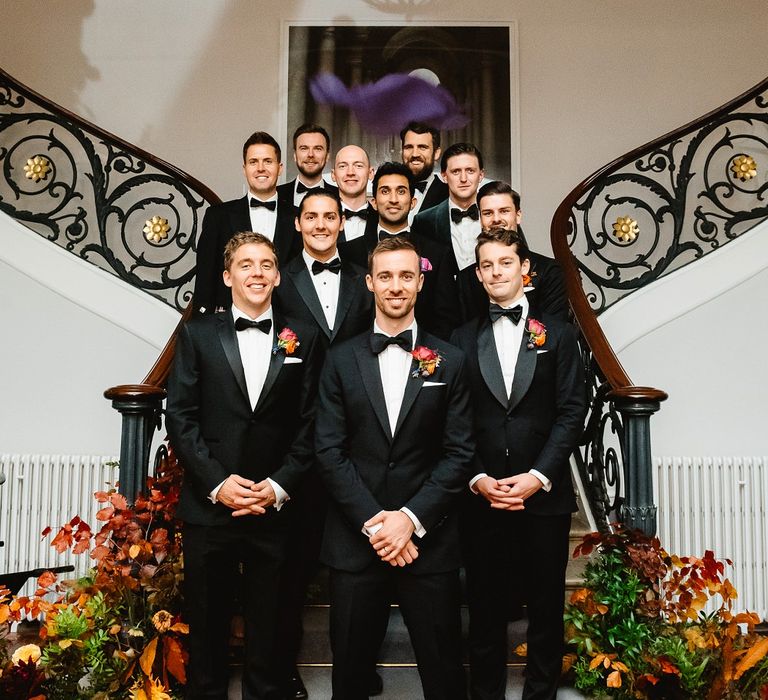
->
<box><xmin>110</xmin><ymin>493</ymin><xmax>128</xmax><ymax>511</ymax></box>
<box><xmin>95</xmin><ymin>506</ymin><xmax>115</xmax><ymax>521</ymax></box>
<box><xmin>40</xmin><ymin>526</ymin><xmax>52</xmax><ymax>538</ymax></box>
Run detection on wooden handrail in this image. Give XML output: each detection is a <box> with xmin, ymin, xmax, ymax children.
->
<box><xmin>550</xmin><ymin>75</ymin><xmax>768</xmax><ymax>399</ymax></box>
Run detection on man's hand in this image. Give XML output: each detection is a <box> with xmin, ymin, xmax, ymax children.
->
<box><xmin>217</xmin><ymin>474</ymin><xmax>266</xmax><ymax>516</ymax></box>
<box><xmin>491</xmin><ymin>473</ymin><xmax>544</xmax><ymax>510</ymax></box>
<box><xmin>474</xmin><ymin>476</ymin><xmax>524</xmax><ymax>509</ymax></box>
<box><xmin>365</xmin><ymin>511</ymin><xmax>416</xmax><ymax>561</ymax></box>
<box><xmin>231</xmin><ymin>479</ymin><xmax>277</xmax><ymax>517</ymax></box>
<box><xmin>387</xmin><ymin>539</ymin><xmax>420</xmax><ymax>567</ymax></box>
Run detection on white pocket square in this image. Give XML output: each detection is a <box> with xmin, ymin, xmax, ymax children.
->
<box><xmin>423</xmin><ymin>381</ymin><xmax>446</xmax><ymax>387</ymax></box>
<box><xmin>536</xmin><ymin>349</ymin><xmax>549</xmax><ymax>355</ymax></box>
<box><xmin>283</xmin><ymin>357</ymin><xmax>303</xmax><ymax>364</ymax></box>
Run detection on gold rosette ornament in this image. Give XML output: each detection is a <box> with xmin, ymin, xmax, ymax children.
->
<box><xmin>612</xmin><ymin>216</ymin><xmax>639</xmax><ymax>244</ymax></box>
<box><xmin>24</xmin><ymin>155</ymin><xmax>51</xmax><ymax>182</ymax></box>
<box><xmin>731</xmin><ymin>154</ymin><xmax>757</xmax><ymax>182</ymax></box>
<box><xmin>144</xmin><ymin>216</ymin><xmax>171</xmax><ymax>244</ymax></box>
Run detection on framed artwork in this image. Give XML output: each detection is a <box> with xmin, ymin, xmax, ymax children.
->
<box><xmin>281</xmin><ymin>21</ymin><xmax>519</xmax><ymax>187</ymax></box>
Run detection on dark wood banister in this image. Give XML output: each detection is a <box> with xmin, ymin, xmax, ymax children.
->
<box><xmin>550</xmin><ymin>74</ymin><xmax>768</xmax><ymax>402</ymax></box>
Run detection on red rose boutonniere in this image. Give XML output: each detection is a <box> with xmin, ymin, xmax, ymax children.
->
<box><xmin>274</xmin><ymin>327</ymin><xmax>300</xmax><ymax>355</ymax></box>
<box><xmin>411</xmin><ymin>345</ymin><xmax>442</xmax><ymax>378</ymax></box>
<box><xmin>526</xmin><ymin>318</ymin><xmax>546</xmax><ymax>349</ymax></box>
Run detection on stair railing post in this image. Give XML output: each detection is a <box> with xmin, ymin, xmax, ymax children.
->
<box><xmin>611</xmin><ymin>391</ymin><xmax>662</xmax><ymax>536</ymax></box>
<box><xmin>104</xmin><ymin>384</ymin><xmax>166</xmax><ymax>504</ymax></box>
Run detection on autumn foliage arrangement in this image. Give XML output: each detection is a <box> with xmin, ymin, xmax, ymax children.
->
<box><xmin>0</xmin><ymin>446</ymin><xmax>187</xmax><ymax>700</ymax></box>
<box><xmin>564</xmin><ymin>526</ymin><xmax>768</xmax><ymax>699</ymax></box>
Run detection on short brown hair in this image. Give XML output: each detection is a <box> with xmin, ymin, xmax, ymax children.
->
<box><xmin>223</xmin><ymin>232</ymin><xmax>278</xmax><ymax>271</ymax></box>
<box><xmin>367</xmin><ymin>235</ymin><xmax>419</xmax><ymax>275</ymax></box>
<box><xmin>242</xmin><ymin>131</ymin><xmax>281</xmax><ymax>163</ymax></box>
<box><xmin>474</xmin><ymin>228</ymin><xmax>529</xmax><ymax>266</ymax></box>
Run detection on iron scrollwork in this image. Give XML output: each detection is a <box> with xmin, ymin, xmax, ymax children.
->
<box><xmin>0</xmin><ymin>72</ymin><xmax>215</xmax><ymax>311</ymax></box>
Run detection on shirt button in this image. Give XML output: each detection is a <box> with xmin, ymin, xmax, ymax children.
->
<box><xmin>388</xmin><ymin>462</ymin><xmax>396</xmax><ymax>470</ymax></box>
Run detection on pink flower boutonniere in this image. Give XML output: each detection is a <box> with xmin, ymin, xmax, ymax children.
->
<box><xmin>526</xmin><ymin>318</ymin><xmax>546</xmax><ymax>350</ymax></box>
<box><xmin>411</xmin><ymin>345</ymin><xmax>442</xmax><ymax>378</ymax></box>
<box><xmin>274</xmin><ymin>327</ymin><xmax>300</xmax><ymax>355</ymax></box>
<box><xmin>420</xmin><ymin>257</ymin><xmax>433</xmax><ymax>272</ymax></box>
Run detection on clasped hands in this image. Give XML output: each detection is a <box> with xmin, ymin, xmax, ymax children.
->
<box><xmin>217</xmin><ymin>474</ymin><xmax>276</xmax><ymax>516</ymax></box>
<box><xmin>475</xmin><ymin>473</ymin><xmax>543</xmax><ymax>510</ymax></box>
<box><xmin>365</xmin><ymin>511</ymin><xmax>419</xmax><ymax>568</ymax></box>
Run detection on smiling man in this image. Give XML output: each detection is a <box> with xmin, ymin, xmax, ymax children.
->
<box><xmin>451</xmin><ymin>228</ymin><xmax>586</xmax><ymax>700</ymax></box>
<box><xmin>331</xmin><ymin>144</ymin><xmax>375</xmax><ymax>267</ymax></box>
<box><xmin>278</xmin><ymin>124</ymin><xmax>338</xmax><ymax>208</ymax></box>
<box><xmin>194</xmin><ymin>131</ymin><xmax>302</xmax><ymax>314</ymax></box>
<box><xmin>316</xmin><ymin>235</ymin><xmax>474</xmax><ymax>700</ymax></box>
<box><xmin>400</xmin><ymin>122</ymin><xmax>448</xmax><ymax>220</ymax></box>
<box><xmin>168</xmin><ymin>231</ymin><xmax>320</xmax><ymax>699</ymax></box>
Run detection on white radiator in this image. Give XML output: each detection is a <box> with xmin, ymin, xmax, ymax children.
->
<box><xmin>0</xmin><ymin>454</ymin><xmax>119</xmax><ymax>595</ymax></box>
<box><xmin>654</xmin><ymin>456</ymin><xmax>768</xmax><ymax>619</ymax></box>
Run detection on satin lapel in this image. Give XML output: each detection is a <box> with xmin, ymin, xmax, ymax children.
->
<box><xmin>273</xmin><ymin>201</ymin><xmax>296</xmax><ymax>262</ymax></box>
<box><xmin>331</xmin><ymin>266</ymin><xmax>356</xmax><ymax>341</ymax></box>
<box><xmin>507</xmin><ymin>321</ymin><xmax>537</xmax><ymax>413</ymax></box>
<box><xmin>217</xmin><ymin>314</ymin><xmax>250</xmax><ymax>405</ymax></box>
<box><xmin>477</xmin><ymin>318</ymin><xmax>508</xmax><ymax>409</ymax></box>
<box><xmin>291</xmin><ymin>264</ymin><xmax>332</xmax><ymax>338</ymax></box>
<box><xmin>354</xmin><ymin>337</ymin><xmax>392</xmax><ymax>439</ymax></box>
<box><xmin>231</xmin><ymin>196</ymin><xmax>251</xmax><ymax>232</ymax></box>
<box><xmin>254</xmin><ymin>322</ymin><xmax>285</xmax><ymax>413</ymax></box>
<box><xmin>393</xmin><ymin>342</ymin><xmax>422</xmax><ymax>439</ymax></box>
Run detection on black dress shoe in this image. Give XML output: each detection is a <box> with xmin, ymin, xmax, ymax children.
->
<box><xmin>284</xmin><ymin>671</ymin><xmax>308</xmax><ymax>700</ymax></box>
<box><xmin>366</xmin><ymin>670</ymin><xmax>384</xmax><ymax>696</ymax></box>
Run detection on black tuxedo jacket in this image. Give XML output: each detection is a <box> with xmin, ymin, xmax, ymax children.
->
<box><xmin>277</xmin><ymin>178</ymin><xmax>338</xmax><ymax>208</ymax></box>
<box><xmin>272</xmin><ymin>255</ymin><xmax>373</xmax><ymax>350</ymax></box>
<box><xmin>193</xmin><ymin>196</ymin><xmax>302</xmax><ymax>313</ymax></box>
<box><xmin>456</xmin><ymin>250</ymin><xmax>569</xmax><ymax>324</ymax></box>
<box><xmin>413</xmin><ymin>174</ymin><xmax>448</xmax><ymax>216</ymax></box>
<box><xmin>450</xmin><ymin>310</ymin><xmax>586</xmax><ymax>517</ymax></box>
<box><xmin>315</xmin><ymin>329</ymin><xmax>474</xmax><ymax>574</ymax></box>
<box><xmin>166</xmin><ymin>310</ymin><xmax>320</xmax><ymax>527</ymax></box>
<box><xmin>335</xmin><ymin>203</ymin><xmax>377</xmax><ymax>269</ymax></box>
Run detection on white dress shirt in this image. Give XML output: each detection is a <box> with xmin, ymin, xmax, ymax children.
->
<box><xmin>365</xmin><ymin>319</ymin><xmax>426</xmax><ymax>538</ymax></box>
<box><xmin>408</xmin><ymin>173</ymin><xmax>443</xmax><ymax>223</ymax></box>
<box><xmin>469</xmin><ymin>294</ymin><xmax>551</xmax><ymax>493</ymax></box>
<box><xmin>303</xmin><ymin>249</ymin><xmax>340</xmax><ymax>330</ymax></box>
<box><xmin>209</xmin><ymin>304</ymin><xmax>288</xmax><ymax>507</ymax></box>
<box><xmin>448</xmin><ymin>198</ymin><xmax>481</xmax><ymax>271</ymax></box>
<box><xmin>248</xmin><ymin>192</ymin><xmax>278</xmax><ymax>241</ymax></box>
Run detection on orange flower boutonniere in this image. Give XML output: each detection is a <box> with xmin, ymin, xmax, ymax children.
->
<box><xmin>526</xmin><ymin>318</ymin><xmax>546</xmax><ymax>349</ymax></box>
<box><xmin>274</xmin><ymin>327</ymin><xmax>300</xmax><ymax>355</ymax></box>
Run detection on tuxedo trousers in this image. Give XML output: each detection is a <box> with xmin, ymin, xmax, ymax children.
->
<box><xmin>462</xmin><ymin>510</ymin><xmax>571</xmax><ymax>700</ymax></box>
<box><xmin>183</xmin><ymin>519</ymin><xmax>289</xmax><ymax>700</ymax></box>
<box><xmin>329</xmin><ymin>561</ymin><xmax>466</xmax><ymax>700</ymax></box>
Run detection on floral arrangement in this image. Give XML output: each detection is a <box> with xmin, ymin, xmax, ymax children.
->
<box><xmin>565</xmin><ymin>526</ymin><xmax>768</xmax><ymax>698</ymax></box>
<box><xmin>411</xmin><ymin>345</ymin><xmax>442</xmax><ymax>378</ymax></box>
<box><xmin>526</xmin><ymin>318</ymin><xmax>546</xmax><ymax>349</ymax></box>
<box><xmin>274</xmin><ymin>327</ymin><xmax>300</xmax><ymax>355</ymax></box>
<box><xmin>522</xmin><ymin>271</ymin><xmax>536</xmax><ymax>288</ymax></box>
<box><xmin>0</xmin><ymin>446</ymin><xmax>187</xmax><ymax>699</ymax></box>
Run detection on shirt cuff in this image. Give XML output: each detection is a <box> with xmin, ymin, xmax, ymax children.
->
<box><xmin>469</xmin><ymin>473</ymin><xmax>488</xmax><ymax>494</ymax></box>
<box><xmin>529</xmin><ymin>469</ymin><xmax>552</xmax><ymax>492</ymax></box>
<box><xmin>362</xmin><ymin>510</ymin><xmax>384</xmax><ymax>538</ymax></box>
<box><xmin>267</xmin><ymin>477</ymin><xmax>289</xmax><ymax>510</ymax></box>
<box><xmin>209</xmin><ymin>478</ymin><xmax>226</xmax><ymax>504</ymax></box>
<box><xmin>400</xmin><ymin>507</ymin><xmax>426</xmax><ymax>538</ymax></box>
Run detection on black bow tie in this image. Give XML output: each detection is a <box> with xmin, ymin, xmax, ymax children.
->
<box><xmin>378</xmin><ymin>229</ymin><xmax>409</xmax><ymax>241</ymax></box>
<box><xmin>296</xmin><ymin>181</ymin><xmax>311</xmax><ymax>194</ymax></box>
<box><xmin>414</xmin><ymin>180</ymin><xmax>428</xmax><ymax>193</ymax></box>
<box><xmin>489</xmin><ymin>303</ymin><xmax>523</xmax><ymax>324</ymax></box>
<box><xmin>370</xmin><ymin>330</ymin><xmax>413</xmax><ymax>354</ymax></box>
<box><xmin>235</xmin><ymin>317</ymin><xmax>273</xmax><ymax>333</ymax></box>
<box><xmin>343</xmin><ymin>208</ymin><xmax>367</xmax><ymax>220</ymax></box>
<box><xmin>250</xmin><ymin>198</ymin><xmax>276</xmax><ymax>211</ymax></box>
<box><xmin>312</xmin><ymin>258</ymin><xmax>341</xmax><ymax>275</ymax></box>
<box><xmin>450</xmin><ymin>204</ymin><xmax>479</xmax><ymax>224</ymax></box>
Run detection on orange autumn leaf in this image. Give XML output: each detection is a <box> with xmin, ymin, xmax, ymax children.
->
<box><xmin>0</xmin><ymin>605</ymin><xmax>10</xmax><ymax>624</ymax></box>
<box><xmin>110</xmin><ymin>492</ymin><xmax>128</xmax><ymax>511</ymax></box>
<box><xmin>514</xmin><ymin>643</ymin><xmax>527</xmax><ymax>657</ymax></box>
<box><xmin>37</xmin><ymin>570</ymin><xmax>57</xmax><ymax>589</ymax></box>
<box><xmin>607</xmin><ymin>670</ymin><xmax>622</xmax><ymax>688</ymax></box>
<box><xmin>734</xmin><ymin>637</ymin><xmax>768</xmax><ymax>680</ymax></box>
<box><xmin>140</xmin><ymin>635</ymin><xmax>159</xmax><ymax>677</ymax></box>
<box><xmin>659</xmin><ymin>657</ymin><xmax>681</xmax><ymax>676</ymax></box>
<box><xmin>589</xmin><ymin>654</ymin><xmax>608</xmax><ymax>671</ymax></box>
<box><xmin>50</xmin><ymin>526</ymin><xmax>73</xmax><ymax>553</ymax></box>
<box><xmin>570</xmin><ymin>588</ymin><xmax>589</xmax><ymax>604</ymax></box>
<box><xmin>95</xmin><ymin>506</ymin><xmax>115</xmax><ymax>521</ymax></box>
<box><xmin>163</xmin><ymin>635</ymin><xmax>187</xmax><ymax>683</ymax></box>
<box><xmin>129</xmin><ymin>544</ymin><xmax>142</xmax><ymax>559</ymax></box>
<box><xmin>169</xmin><ymin>621</ymin><xmax>189</xmax><ymax>634</ymax></box>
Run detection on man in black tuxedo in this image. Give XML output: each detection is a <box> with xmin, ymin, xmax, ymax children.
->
<box><xmin>456</xmin><ymin>181</ymin><xmax>569</xmax><ymax>323</ymax></box>
<box><xmin>330</xmin><ymin>144</ymin><xmax>375</xmax><ymax>268</ymax></box>
<box><xmin>271</xmin><ymin>189</ymin><xmax>373</xmax><ymax>698</ymax></box>
<box><xmin>316</xmin><ymin>236</ymin><xmax>474</xmax><ymax>700</ymax></box>
<box><xmin>277</xmin><ymin>124</ymin><xmax>338</xmax><ymax>208</ymax></box>
<box><xmin>451</xmin><ymin>229</ymin><xmax>587</xmax><ymax>700</ymax></box>
<box><xmin>194</xmin><ymin>131</ymin><xmax>302</xmax><ymax>314</ymax></box>
<box><xmin>167</xmin><ymin>232</ymin><xmax>321</xmax><ymax>699</ymax></box>
<box><xmin>400</xmin><ymin>122</ymin><xmax>448</xmax><ymax>221</ymax></box>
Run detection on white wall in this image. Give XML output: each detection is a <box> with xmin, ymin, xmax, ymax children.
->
<box><xmin>2</xmin><ymin>1</ymin><xmax>767</xmax><ymax>256</ymax></box>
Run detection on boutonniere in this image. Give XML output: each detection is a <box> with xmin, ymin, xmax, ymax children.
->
<box><xmin>522</xmin><ymin>271</ymin><xmax>537</xmax><ymax>288</ymax></box>
<box><xmin>273</xmin><ymin>327</ymin><xmax>300</xmax><ymax>355</ymax></box>
<box><xmin>411</xmin><ymin>345</ymin><xmax>442</xmax><ymax>378</ymax></box>
<box><xmin>420</xmin><ymin>256</ymin><xmax>433</xmax><ymax>272</ymax></box>
<box><xmin>526</xmin><ymin>318</ymin><xmax>546</xmax><ymax>349</ymax></box>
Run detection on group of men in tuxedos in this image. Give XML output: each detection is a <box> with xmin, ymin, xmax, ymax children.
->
<box><xmin>169</xmin><ymin>121</ymin><xmax>587</xmax><ymax>700</ymax></box>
